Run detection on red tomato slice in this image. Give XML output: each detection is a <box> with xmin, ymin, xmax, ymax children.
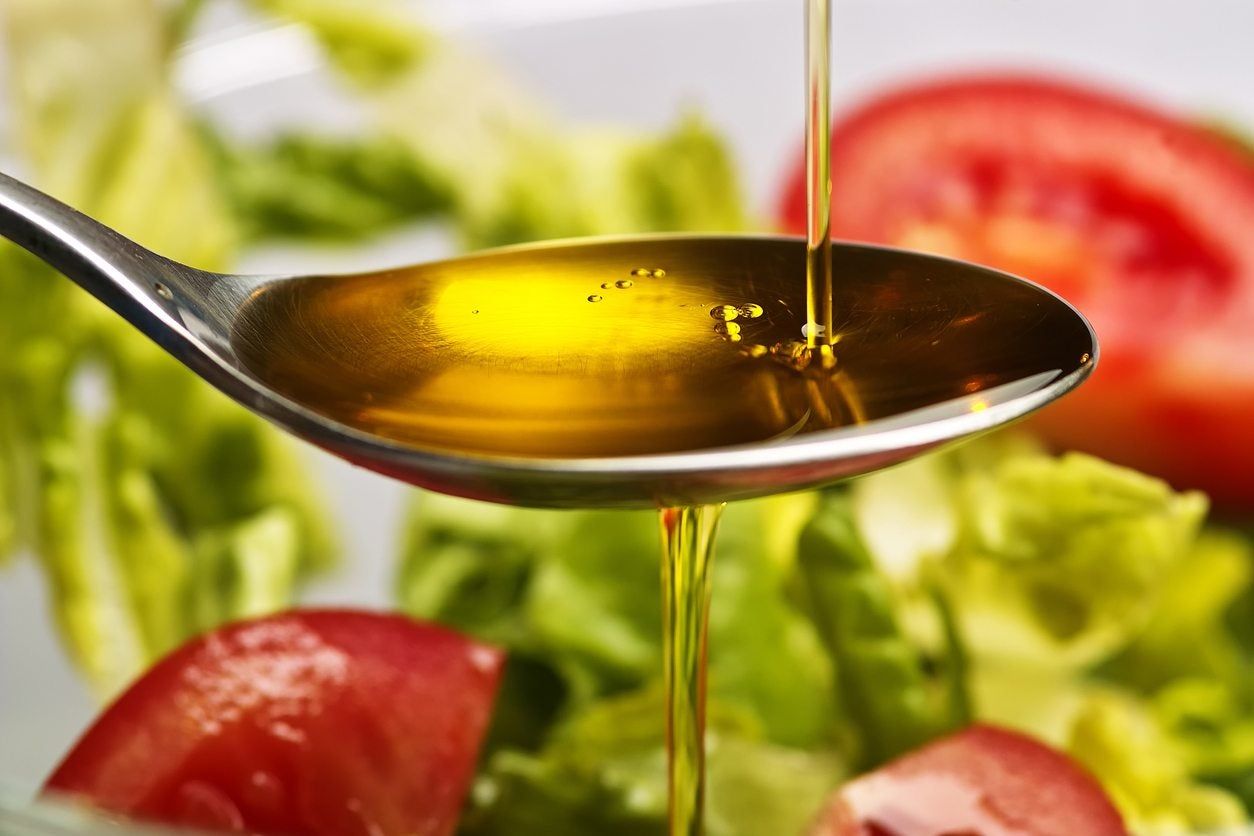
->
<box><xmin>45</xmin><ymin>609</ymin><xmax>504</xmax><ymax>836</ymax></box>
<box><xmin>809</xmin><ymin>725</ymin><xmax>1127</xmax><ymax>836</ymax></box>
<box><xmin>779</xmin><ymin>76</ymin><xmax>1254</xmax><ymax>510</ymax></box>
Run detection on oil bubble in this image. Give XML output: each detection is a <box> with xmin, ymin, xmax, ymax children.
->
<box><xmin>738</xmin><ymin>303</ymin><xmax>763</xmax><ymax>319</ymax></box>
<box><xmin>616</xmin><ymin>279</ymin><xmax>634</xmax><ymax>289</ymax></box>
<box><xmin>710</xmin><ymin>305</ymin><xmax>740</xmax><ymax>322</ymax></box>
<box><xmin>588</xmin><ymin>294</ymin><xmax>603</xmax><ymax>303</ymax></box>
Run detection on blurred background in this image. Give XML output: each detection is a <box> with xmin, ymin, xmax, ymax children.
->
<box><xmin>2</xmin><ymin>1</ymin><xmax>1254</xmax><ymax>833</ymax></box>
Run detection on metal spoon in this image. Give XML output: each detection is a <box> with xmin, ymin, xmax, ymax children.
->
<box><xmin>0</xmin><ymin>172</ymin><xmax>1096</xmax><ymax>508</ymax></box>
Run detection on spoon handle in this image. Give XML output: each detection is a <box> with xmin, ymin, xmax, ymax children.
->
<box><xmin>0</xmin><ymin>170</ymin><xmax>226</xmax><ymax>357</ymax></box>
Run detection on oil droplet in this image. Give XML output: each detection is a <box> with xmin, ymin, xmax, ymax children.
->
<box><xmin>743</xmin><ymin>344</ymin><xmax>768</xmax><ymax>358</ymax></box>
<box><xmin>710</xmin><ymin>305</ymin><xmax>740</xmax><ymax>322</ymax></box>
<box><xmin>738</xmin><ymin>303</ymin><xmax>764</xmax><ymax>319</ymax></box>
<box><xmin>652</xmin><ymin>268</ymin><xmax>667</xmax><ymax>278</ymax></box>
<box><xmin>600</xmin><ymin>282</ymin><xmax>613</xmax><ymax>290</ymax></box>
<box><xmin>588</xmin><ymin>294</ymin><xmax>603</xmax><ymax>303</ymax></box>
<box><xmin>631</xmin><ymin>268</ymin><xmax>652</xmax><ymax>277</ymax></box>
<box><xmin>1080</xmin><ymin>352</ymin><xmax>1091</xmax><ymax>364</ymax></box>
<box><xmin>714</xmin><ymin>322</ymin><xmax>742</xmax><ymax>337</ymax></box>
<box><xmin>616</xmin><ymin>279</ymin><xmax>634</xmax><ymax>289</ymax></box>
<box><xmin>471</xmin><ymin>309</ymin><xmax>480</xmax><ymax>314</ymax></box>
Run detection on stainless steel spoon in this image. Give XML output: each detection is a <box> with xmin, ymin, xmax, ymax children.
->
<box><xmin>0</xmin><ymin>172</ymin><xmax>1096</xmax><ymax>508</ymax></box>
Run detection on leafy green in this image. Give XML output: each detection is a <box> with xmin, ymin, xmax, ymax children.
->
<box><xmin>398</xmin><ymin>490</ymin><xmax>843</xmax><ymax>834</ymax></box>
<box><xmin>202</xmin><ymin>131</ymin><xmax>455</xmax><ymax>242</ymax></box>
<box><xmin>247</xmin><ymin>0</ymin><xmax>432</xmax><ymax>85</ymax></box>
<box><xmin>851</xmin><ymin>443</ymin><xmax>1208</xmax><ymax>669</ymax></box>
<box><xmin>1068</xmin><ymin>690</ymin><xmax>1249</xmax><ymax>833</ymax></box>
<box><xmin>1155</xmin><ymin>679</ymin><xmax>1254</xmax><ymax>812</ymax></box>
<box><xmin>399</xmin><ymin>493</ymin><xmax>833</xmax><ymax>747</ymax></box>
<box><xmin>1102</xmin><ymin>530</ymin><xmax>1253</xmax><ymax>693</ymax></box>
<box><xmin>460</xmin><ymin>689</ymin><xmax>842</xmax><ymax>836</ymax></box>
<box><xmin>368</xmin><ymin>44</ymin><xmax>748</xmax><ymax>249</ymax></box>
<box><xmin>793</xmin><ymin>491</ymin><xmax>967</xmax><ymax>768</ymax></box>
<box><xmin>0</xmin><ymin>0</ymin><xmax>335</xmax><ymax>696</ymax></box>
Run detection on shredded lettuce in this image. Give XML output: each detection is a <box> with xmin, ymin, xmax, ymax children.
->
<box><xmin>460</xmin><ymin>688</ymin><xmax>842</xmax><ymax>836</ymax></box>
<box><xmin>399</xmin><ymin>493</ymin><xmax>833</xmax><ymax>747</ymax></box>
<box><xmin>400</xmin><ymin>495</ymin><xmax>839</xmax><ymax>835</ymax></box>
<box><xmin>367</xmin><ymin>43</ymin><xmax>748</xmax><ymax>249</ymax></box>
<box><xmin>1068</xmin><ymin>691</ymin><xmax>1249</xmax><ymax>833</ymax></box>
<box><xmin>847</xmin><ymin>437</ymin><xmax>1252</xmax><ymax>827</ymax></box>
<box><xmin>0</xmin><ymin>0</ymin><xmax>335</xmax><ymax>696</ymax></box>
<box><xmin>852</xmin><ymin>442</ymin><xmax>1208</xmax><ymax>668</ymax></box>
<box><xmin>246</xmin><ymin>0</ymin><xmax>431</xmax><ymax>85</ymax></box>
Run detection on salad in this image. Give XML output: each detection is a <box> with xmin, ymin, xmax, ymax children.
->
<box><xmin>2</xmin><ymin>1</ymin><xmax>1253</xmax><ymax>835</ymax></box>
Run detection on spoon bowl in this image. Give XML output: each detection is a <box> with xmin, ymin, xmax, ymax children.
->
<box><xmin>0</xmin><ymin>173</ymin><xmax>1096</xmax><ymax>508</ymax></box>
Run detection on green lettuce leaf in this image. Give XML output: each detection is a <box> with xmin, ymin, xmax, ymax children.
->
<box><xmin>1102</xmin><ymin>530</ymin><xmax>1253</xmax><ymax>694</ymax></box>
<box><xmin>1068</xmin><ymin>690</ymin><xmax>1249</xmax><ymax>833</ymax></box>
<box><xmin>398</xmin><ymin>494</ymin><xmax>834</xmax><ymax>748</ymax></box>
<box><xmin>202</xmin><ymin>131</ymin><xmax>455</xmax><ymax>242</ymax></box>
<box><xmin>793</xmin><ymin>491</ymin><xmax>967</xmax><ymax>768</ymax></box>
<box><xmin>461</xmin><ymin>688</ymin><xmax>842</xmax><ymax>836</ymax></box>
<box><xmin>368</xmin><ymin>43</ymin><xmax>748</xmax><ymax>248</ymax></box>
<box><xmin>851</xmin><ymin>440</ymin><xmax>1208</xmax><ymax>669</ymax></box>
<box><xmin>0</xmin><ymin>0</ymin><xmax>334</xmax><ymax>695</ymax></box>
<box><xmin>1154</xmin><ymin>679</ymin><xmax>1254</xmax><ymax>813</ymax></box>
<box><xmin>247</xmin><ymin>0</ymin><xmax>431</xmax><ymax>85</ymax></box>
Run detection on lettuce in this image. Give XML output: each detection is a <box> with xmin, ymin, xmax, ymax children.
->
<box><xmin>1068</xmin><ymin>691</ymin><xmax>1248</xmax><ymax>833</ymax></box>
<box><xmin>852</xmin><ymin>441</ymin><xmax>1208</xmax><ymax>669</ymax></box>
<box><xmin>246</xmin><ymin>0</ymin><xmax>431</xmax><ymax>85</ymax></box>
<box><xmin>793</xmin><ymin>491</ymin><xmax>968</xmax><ymax>768</ymax></box>
<box><xmin>202</xmin><ymin>132</ymin><xmax>455</xmax><ymax>242</ymax></box>
<box><xmin>367</xmin><ymin>43</ymin><xmax>748</xmax><ymax>249</ymax></box>
<box><xmin>0</xmin><ymin>0</ymin><xmax>335</xmax><ymax>696</ymax></box>
<box><xmin>460</xmin><ymin>689</ymin><xmax>842</xmax><ymax>836</ymax></box>
<box><xmin>398</xmin><ymin>493</ymin><xmax>833</xmax><ymax>748</ymax></box>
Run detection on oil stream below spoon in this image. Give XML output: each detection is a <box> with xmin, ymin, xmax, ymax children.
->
<box><xmin>663</xmin><ymin>1</ymin><xmax>833</xmax><ymax>833</ymax></box>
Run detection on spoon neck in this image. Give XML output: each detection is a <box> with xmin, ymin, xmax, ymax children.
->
<box><xmin>0</xmin><ymin>170</ymin><xmax>232</xmax><ymax>352</ymax></box>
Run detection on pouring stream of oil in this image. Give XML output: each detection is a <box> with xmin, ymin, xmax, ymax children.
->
<box><xmin>660</xmin><ymin>505</ymin><xmax>724</xmax><ymax>836</ymax></box>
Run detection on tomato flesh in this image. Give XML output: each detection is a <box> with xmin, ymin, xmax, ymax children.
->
<box><xmin>45</xmin><ymin>609</ymin><xmax>504</xmax><ymax>836</ymax></box>
<box><xmin>809</xmin><ymin>725</ymin><xmax>1127</xmax><ymax>836</ymax></box>
<box><xmin>780</xmin><ymin>76</ymin><xmax>1254</xmax><ymax>509</ymax></box>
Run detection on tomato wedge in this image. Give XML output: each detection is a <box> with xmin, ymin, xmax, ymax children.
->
<box><xmin>779</xmin><ymin>76</ymin><xmax>1254</xmax><ymax>509</ymax></box>
<box><xmin>809</xmin><ymin>725</ymin><xmax>1127</xmax><ymax>836</ymax></box>
<box><xmin>45</xmin><ymin>609</ymin><xmax>504</xmax><ymax>836</ymax></box>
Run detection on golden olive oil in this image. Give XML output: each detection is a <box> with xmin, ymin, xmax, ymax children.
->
<box><xmin>804</xmin><ymin>0</ymin><xmax>834</xmax><ymax>363</ymax></box>
<box><xmin>231</xmin><ymin>237</ymin><xmax>1083</xmax><ymax>462</ymax></box>
<box><xmin>660</xmin><ymin>505</ymin><xmax>723</xmax><ymax>836</ymax></box>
